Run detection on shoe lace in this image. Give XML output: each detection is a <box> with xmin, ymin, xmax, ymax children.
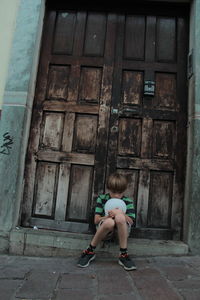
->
<box><xmin>120</xmin><ymin>253</ymin><xmax>131</xmax><ymax>260</ymax></box>
<box><xmin>81</xmin><ymin>249</ymin><xmax>94</xmax><ymax>257</ymax></box>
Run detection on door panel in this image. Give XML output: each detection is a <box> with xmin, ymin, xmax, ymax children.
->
<box><xmin>106</xmin><ymin>12</ymin><xmax>188</xmax><ymax>240</ymax></box>
<box><xmin>22</xmin><ymin>10</ymin><xmax>117</xmax><ymax>232</ymax></box>
<box><xmin>22</xmin><ymin>6</ymin><xmax>188</xmax><ymax>239</ymax></box>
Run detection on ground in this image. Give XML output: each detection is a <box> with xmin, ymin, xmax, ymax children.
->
<box><xmin>0</xmin><ymin>254</ymin><xmax>200</xmax><ymax>299</ymax></box>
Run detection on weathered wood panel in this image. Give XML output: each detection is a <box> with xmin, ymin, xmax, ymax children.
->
<box><xmin>41</xmin><ymin>112</ymin><xmax>64</xmax><ymax>150</ymax></box>
<box><xmin>79</xmin><ymin>67</ymin><xmax>102</xmax><ymax>103</ymax></box>
<box><xmin>46</xmin><ymin>65</ymin><xmax>70</xmax><ymax>100</ymax></box>
<box><xmin>73</xmin><ymin>114</ymin><xmax>97</xmax><ymax>153</ymax></box>
<box><xmin>43</xmin><ymin>101</ymin><xmax>99</xmax><ymax>114</ymax></box>
<box><xmin>156</xmin><ymin>17</ymin><xmax>176</xmax><ymax>62</ymax></box>
<box><xmin>53</xmin><ymin>11</ymin><xmax>76</xmax><ymax>54</ymax></box>
<box><xmin>148</xmin><ymin>171</ymin><xmax>173</xmax><ymax>228</ymax></box>
<box><xmin>118</xmin><ymin>118</ymin><xmax>142</xmax><ymax>156</ymax></box>
<box><xmin>55</xmin><ymin>163</ymin><xmax>71</xmax><ymax>220</ymax></box>
<box><xmin>67</xmin><ymin>165</ymin><xmax>93</xmax><ymax>221</ymax></box>
<box><xmin>136</xmin><ymin>169</ymin><xmax>150</xmax><ymax>227</ymax></box>
<box><xmin>33</xmin><ymin>162</ymin><xmax>57</xmax><ymax>217</ymax></box>
<box><xmin>62</xmin><ymin>112</ymin><xmax>75</xmax><ymax>152</ymax></box>
<box><xmin>121</xmin><ymin>71</ymin><xmax>143</xmax><ymax>105</ymax></box>
<box><xmin>152</xmin><ymin>121</ymin><xmax>175</xmax><ymax>159</ymax></box>
<box><xmin>37</xmin><ymin>151</ymin><xmax>95</xmax><ymax>165</ymax></box>
<box><xmin>141</xmin><ymin>118</ymin><xmax>153</xmax><ymax>158</ymax></box>
<box><xmin>124</xmin><ymin>15</ymin><xmax>145</xmax><ymax>60</ymax></box>
<box><xmin>117</xmin><ymin>157</ymin><xmax>174</xmax><ymax>171</ymax></box>
<box><xmin>155</xmin><ymin>73</ymin><xmax>176</xmax><ymax>109</ymax></box>
<box><xmin>84</xmin><ymin>12</ymin><xmax>107</xmax><ymax>56</ymax></box>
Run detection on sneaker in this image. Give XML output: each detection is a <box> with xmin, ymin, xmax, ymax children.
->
<box><xmin>118</xmin><ymin>253</ymin><xmax>137</xmax><ymax>271</ymax></box>
<box><xmin>77</xmin><ymin>250</ymin><xmax>96</xmax><ymax>268</ymax></box>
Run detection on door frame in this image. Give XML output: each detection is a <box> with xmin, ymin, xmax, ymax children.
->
<box><xmin>15</xmin><ymin>0</ymin><xmax>193</xmax><ymax>243</ymax></box>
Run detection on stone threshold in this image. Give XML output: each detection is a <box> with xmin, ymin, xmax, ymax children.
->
<box><xmin>8</xmin><ymin>227</ymin><xmax>189</xmax><ymax>257</ymax></box>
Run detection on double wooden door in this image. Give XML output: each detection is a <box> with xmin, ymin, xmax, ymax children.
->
<box><xmin>22</xmin><ymin>4</ymin><xmax>188</xmax><ymax>239</ymax></box>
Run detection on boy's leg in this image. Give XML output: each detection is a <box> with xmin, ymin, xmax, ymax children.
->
<box><xmin>114</xmin><ymin>213</ymin><xmax>128</xmax><ymax>249</ymax></box>
<box><xmin>77</xmin><ymin>218</ymin><xmax>115</xmax><ymax>268</ymax></box>
<box><xmin>115</xmin><ymin>213</ymin><xmax>137</xmax><ymax>271</ymax></box>
<box><xmin>91</xmin><ymin>218</ymin><xmax>115</xmax><ymax>247</ymax></box>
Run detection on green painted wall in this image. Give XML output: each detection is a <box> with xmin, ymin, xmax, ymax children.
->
<box><xmin>184</xmin><ymin>0</ymin><xmax>200</xmax><ymax>254</ymax></box>
<box><xmin>0</xmin><ymin>0</ymin><xmax>20</xmax><ymax>112</ymax></box>
<box><xmin>0</xmin><ymin>0</ymin><xmax>45</xmax><ymax>242</ymax></box>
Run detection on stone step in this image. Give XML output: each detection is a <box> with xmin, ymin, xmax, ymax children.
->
<box><xmin>9</xmin><ymin>228</ymin><xmax>189</xmax><ymax>257</ymax></box>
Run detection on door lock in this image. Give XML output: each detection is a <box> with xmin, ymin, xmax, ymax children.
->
<box><xmin>111</xmin><ymin>126</ymin><xmax>118</xmax><ymax>133</ymax></box>
<box><xmin>144</xmin><ymin>80</ymin><xmax>155</xmax><ymax>96</ymax></box>
<box><xmin>111</xmin><ymin>108</ymin><xmax>119</xmax><ymax>115</ymax></box>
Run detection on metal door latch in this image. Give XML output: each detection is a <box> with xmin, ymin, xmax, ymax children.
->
<box><xmin>111</xmin><ymin>108</ymin><xmax>119</xmax><ymax>115</ymax></box>
<box><xmin>111</xmin><ymin>126</ymin><xmax>118</xmax><ymax>133</ymax></box>
<box><xmin>144</xmin><ymin>80</ymin><xmax>155</xmax><ymax>96</ymax></box>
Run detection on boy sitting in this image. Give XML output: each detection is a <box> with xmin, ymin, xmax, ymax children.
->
<box><xmin>77</xmin><ymin>173</ymin><xmax>136</xmax><ymax>271</ymax></box>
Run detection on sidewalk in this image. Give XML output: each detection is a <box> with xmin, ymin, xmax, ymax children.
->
<box><xmin>0</xmin><ymin>254</ymin><xmax>200</xmax><ymax>300</ymax></box>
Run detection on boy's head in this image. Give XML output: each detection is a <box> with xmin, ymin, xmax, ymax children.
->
<box><xmin>107</xmin><ymin>173</ymin><xmax>128</xmax><ymax>194</ymax></box>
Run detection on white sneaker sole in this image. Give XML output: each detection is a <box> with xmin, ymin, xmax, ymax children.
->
<box><xmin>77</xmin><ymin>254</ymin><xmax>96</xmax><ymax>268</ymax></box>
<box><xmin>118</xmin><ymin>259</ymin><xmax>137</xmax><ymax>271</ymax></box>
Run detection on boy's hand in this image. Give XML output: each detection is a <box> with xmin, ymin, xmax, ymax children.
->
<box><xmin>108</xmin><ymin>208</ymin><xmax>124</xmax><ymax>218</ymax></box>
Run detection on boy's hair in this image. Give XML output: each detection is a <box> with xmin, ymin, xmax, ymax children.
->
<box><xmin>107</xmin><ymin>173</ymin><xmax>128</xmax><ymax>194</ymax></box>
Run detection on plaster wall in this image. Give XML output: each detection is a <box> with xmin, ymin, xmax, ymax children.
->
<box><xmin>183</xmin><ymin>0</ymin><xmax>200</xmax><ymax>254</ymax></box>
<box><xmin>0</xmin><ymin>0</ymin><xmax>45</xmax><ymax>251</ymax></box>
<box><xmin>0</xmin><ymin>0</ymin><xmax>20</xmax><ymax>114</ymax></box>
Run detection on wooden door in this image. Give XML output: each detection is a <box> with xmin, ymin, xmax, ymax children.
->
<box><xmin>22</xmin><ymin>4</ymin><xmax>188</xmax><ymax>239</ymax></box>
<box><xmin>106</xmin><ymin>10</ymin><xmax>188</xmax><ymax>239</ymax></box>
<box><xmin>22</xmin><ymin>10</ymin><xmax>117</xmax><ymax>232</ymax></box>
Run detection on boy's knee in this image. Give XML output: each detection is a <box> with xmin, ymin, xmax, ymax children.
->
<box><xmin>102</xmin><ymin>218</ymin><xmax>115</xmax><ymax>231</ymax></box>
<box><xmin>115</xmin><ymin>214</ymin><xmax>126</xmax><ymax>225</ymax></box>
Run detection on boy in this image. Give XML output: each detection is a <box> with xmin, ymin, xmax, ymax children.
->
<box><xmin>77</xmin><ymin>173</ymin><xmax>136</xmax><ymax>271</ymax></box>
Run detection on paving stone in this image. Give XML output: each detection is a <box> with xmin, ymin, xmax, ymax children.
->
<box><xmin>54</xmin><ymin>289</ymin><xmax>95</xmax><ymax>300</ymax></box>
<box><xmin>92</xmin><ymin>259</ymin><xmax>119</xmax><ymax>269</ymax></box>
<box><xmin>134</xmin><ymin>258</ymin><xmax>152</xmax><ymax>270</ymax></box>
<box><xmin>97</xmin><ymin>269</ymin><xmax>134</xmax><ymax>295</ymax></box>
<box><xmin>0</xmin><ymin>255</ymin><xmax>16</xmax><ymax>266</ymax></box>
<box><xmin>0</xmin><ymin>279</ymin><xmax>22</xmax><ymax>300</ymax></box>
<box><xmin>0</xmin><ymin>265</ymin><xmax>30</xmax><ymax>279</ymax></box>
<box><xmin>158</xmin><ymin>265</ymin><xmax>200</xmax><ymax>281</ymax></box>
<box><xmin>172</xmin><ymin>278</ymin><xmax>200</xmax><ymax>289</ymax></box>
<box><xmin>152</xmin><ymin>256</ymin><xmax>186</xmax><ymax>266</ymax></box>
<box><xmin>15</xmin><ymin>270</ymin><xmax>59</xmax><ymax>299</ymax></box>
<box><xmin>131</xmin><ymin>267</ymin><xmax>162</xmax><ymax>277</ymax></box>
<box><xmin>179</xmin><ymin>290</ymin><xmax>200</xmax><ymax>300</ymax></box>
<box><xmin>130</xmin><ymin>268</ymin><xmax>182</xmax><ymax>300</ymax></box>
<box><xmin>0</xmin><ymin>254</ymin><xmax>200</xmax><ymax>300</ymax></box>
<box><xmin>98</xmin><ymin>293</ymin><xmax>141</xmax><ymax>300</ymax></box>
<box><xmin>59</xmin><ymin>273</ymin><xmax>96</xmax><ymax>289</ymax></box>
<box><xmin>182</xmin><ymin>256</ymin><xmax>200</xmax><ymax>271</ymax></box>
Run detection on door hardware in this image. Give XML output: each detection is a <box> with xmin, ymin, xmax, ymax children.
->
<box><xmin>121</xmin><ymin>107</ymin><xmax>138</xmax><ymax>113</ymax></box>
<box><xmin>111</xmin><ymin>108</ymin><xmax>119</xmax><ymax>114</ymax></box>
<box><xmin>144</xmin><ymin>80</ymin><xmax>155</xmax><ymax>96</ymax></box>
<box><xmin>111</xmin><ymin>126</ymin><xmax>118</xmax><ymax>133</ymax></box>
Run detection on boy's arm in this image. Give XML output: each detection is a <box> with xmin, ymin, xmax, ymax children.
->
<box><xmin>125</xmin><ymin>214</ymin><xmax>134</xmax><ymax>225</ymax></box>
<box><xmin>94</xmin><ymin>194</ymin><xmax>108</xmax><ymax>224</ymax></box>
<box><xmin>124</xmin><ymin>197</ymin><xmax>136</xmax><ymax>226</ymax></box>
<box><xmin>94</xmin><ymin>214</ymin><xmax>110</xmax><ymax>225</ymax></box>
